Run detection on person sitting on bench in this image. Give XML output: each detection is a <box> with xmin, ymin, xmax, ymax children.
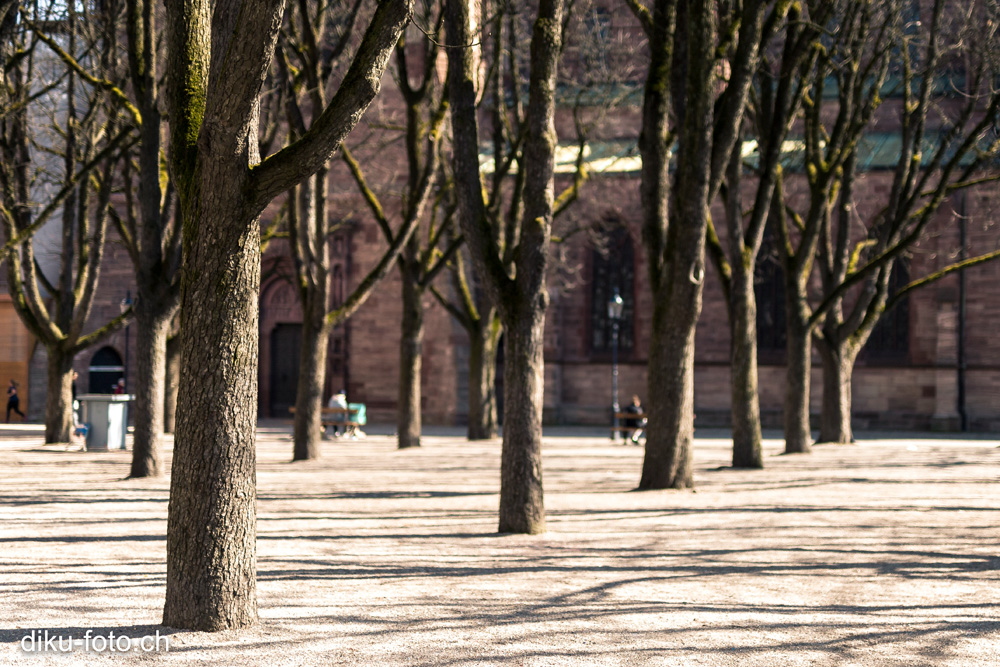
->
<box><xmin>623</xmin><ymin>394</ymin><xmax>646</xmax><ymax>444</ymax></box>
<box><xmin>326</xmin><ymin>390</ymin><xmax>348</xmax><ymax>438</ymax></box>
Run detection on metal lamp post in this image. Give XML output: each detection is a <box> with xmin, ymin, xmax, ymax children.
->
<box><xmin>608</xmin><ymin>289</ymin><xmax>624</xmax><ymax>441</ymax></box>
<box><xmin>120</xmin><ymin>291</ymin><xmax>132</xmax><ymax>392</ymax></box>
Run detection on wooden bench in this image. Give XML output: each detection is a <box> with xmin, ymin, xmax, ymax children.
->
<box><xmin>612</xmin><ymin>411</ymin><xmax>647</xmax><ymax>438</ymax></box>
<box><xmin>289</xmin><ymin>406</ymin><xmax>361</xmax><ymax>431</ymax></box>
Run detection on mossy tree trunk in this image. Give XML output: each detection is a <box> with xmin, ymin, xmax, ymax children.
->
<box><xmin>162</xmin><ymin>0</ymin><xmax>412</xmax><ymax>630</ymax></box>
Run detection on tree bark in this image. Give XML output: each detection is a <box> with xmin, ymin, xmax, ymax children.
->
<box><xmin>43</xmin><ymin>348</ymin><xmax>74</xmax><ymax>443</ymax></box>
<box><xmin>397</xmin><ymin>254</ymin><xmax>423</xmax><ymax>449</ymax></box>
<box><xmin>640</xmin><ymin>287</ymin><xmax>697</xmax><ymax>490</ymax></box>
<box><xmin>163</xmin><ymin>332</ymin><xmax>180</xmax><ymax>434</ymax></box>
<box><xmin>498</xmin><ymin>300</ymin><xmax>546</xmax><ymax>534</ymax></box>
<box><xmin>729</xmin><ymin>268</ymin><xmax>763</xmax><ymax>468</ymax></box>
<box><xmin>783</xmin><ymin>317</ymin><xmax>813</xmax><ymax>454</ymax></box>
<box><xmin>292</xmin><ymin>290</ymin><xmax>328</xmax><ymax>461</ymax></box>
<box><xmin>467</xmin><ymin>313</ymin><xmax>500</xmax><ymax>440</ymax></box>
<box><xmin>130</xmin><ymin>303</ymin><xmax>171</xmax><ymax>477</ymax></box>
<box><xmin>164</xmin><ymin>190</ymin><xmax>261</xmax><ymax>631</ymax></box>
<box><xmin>817</xmin><ymin>339</ymin><xmax>855</xmax><ymax>444</ymax></box>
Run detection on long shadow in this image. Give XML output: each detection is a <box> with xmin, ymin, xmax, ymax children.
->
<box><xmin>0</xmin><ymin>495</ymin><xmax>167</xmax><ymax>506</ymax></box>
<box><xmin>258</xmin><ymin>490</ymin><xmax>495</xmax><ymax>501</ymax></box>
<box><xmin>0</xmin><ymin>534</ymin><xmax>164</xmax><ymax>543</ymax></box>
<box><xmin>254</xmin><ymin>547</ymin><xmax>1000</xmax><ymax>583</ymax></box>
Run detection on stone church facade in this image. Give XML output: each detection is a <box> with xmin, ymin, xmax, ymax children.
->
<box><xmin>5</xmin><ymin>5</ymin><xmax>999</xmax><ymax>435</ymax></box>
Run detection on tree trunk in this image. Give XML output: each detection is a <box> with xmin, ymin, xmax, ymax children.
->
<box><xmin>292</xmin><ymin>291</ymin><xmax>328</xmax><ymax>461</ymax></box>
<box><xmin>43</xmin><ymin>347</ymin><xmax>74</xmax><ymax>443</ymax></box>
<box><xmin>164</xmin><ymin>189</ymin><xmax>260</xmax><ymax>631</ymax></box>
<box><xmin>783</xmin><ymin>318</ymin><xmax>813</xmax><ymax>454</ymax></box>
<box><xmin>163</xmin><ymin>332</ymin><xmax>180</xmax><ymax>434</ymax></box>
<box><xmin>640</xmin><ymin>295</ymin><xmax>697</xmax><ymax>490</ymax></box>
<box><xmin>467</xmin><ymin>313</ymin><xmax>500</xmax><ymax>440</ymax></box>
<box><xmin>637</xmin><ymin>0</ymin><xmax>714</xmax><ymax>492</ymax></box>
<box><xmin>498</xmin><ymin>300</ymin><xmax>546</xmax><ymax>534</ymax></box>
<box><xmin>729</xmin><ymin>269</ymin><xmax>763</xmax><ymax>468</ymax></box>
<box><xmin>130</xmin><ymin>304</ymin><xmax>171</xmax><ymax>477</ymax></box>
<box><xmin>817</xmin><ymin>339</ymin><xmax>855</xmax><ymax>444</ymax></box>
<box><xmin>397</xmin><ymin>262</ymin><xmax>423</xmax><ymax>449</ymax></box>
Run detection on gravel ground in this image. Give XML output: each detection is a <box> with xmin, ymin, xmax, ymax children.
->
<box><xmin>0</xmin><ymin>422</ymin><xmax>997</xmax><ymax>666</ymax></box>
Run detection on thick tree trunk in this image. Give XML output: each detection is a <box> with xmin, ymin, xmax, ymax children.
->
<box><xmin>498</xmin><ymin>300</ymin><xmax>546</xmax><ymax>534</ymax></box>
<box><xmin>397</xmin><ymin>266</ymin><xmax>423</xmax><ymax>449</ymax></box>
<box><xmin>783</xmin><ymin>319</ymin><xmax>813</xmax><ymax>454</ymax></box>
<box><xmin>161</xmin><ymin>0</ymin><xmax>409</xmax><ymax>632</ymax></box>
<box><xmin>43</xmin><ymin>348</ymin><xmax>74</xmax><ymax>443</ymax></box>
<box><xmin>163</xmin><ymin>333</ymin><xmax>180</xmax><ymax>434</ymax></box>
<box><xmin>292</xmin><ymin>294</ymin><xmax>328</xmax><ymax>461</ymax></box>
<box><xmin>817</xmin><ymin>339</ymin><xmax>855</xmax><ymax>444</ymax></box>
<box><xmin>640</xmin><ymin>295</ymin><xmax>697</xmax><ymax>490</ymax></box>
<box><xmin>164</xmin><ymin>194</ymin><xmax>260</xmax><ymax>630</ymax></box>
<box><xmin>467</xmin><ymin>314</ymin><xmax>500</xmax><ymax>440</ymax></box>
<box><xmin>130</xmin><ymin>305</ymin><xmax>171</xmax><ymax>477</ymax></box>
<box><xmin>729</xmin><ymin>270</ymin><xmax>763</xmax><ymax>468</ymax></box>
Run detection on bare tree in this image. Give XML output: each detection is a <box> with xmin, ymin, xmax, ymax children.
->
<box><xmin>162</xmin><ymin>0</ymin><xmax>412</xmax><ymax>631</ymax></box>
<box><xmin>446</xmin><ymin>0</ymin><xmax>565</xmax><ymax>533</ymax></box>
<box><xmin>706</xmin><ymin>1</ymin><xmax>829</xmax><ymax>468</ymax></box>
<box><xmin>275</xmin><ymin>0</ymin><xmax>434</xmax><ymax>460</ymax></box>
<box><xmin>339</xmin><ymin>3</ymin><xmax>456</xmax><ymax>450</ymax></box>
<box><xmin>625</xmin><ymin>0</ymin><xmax>775</xmax><ymax>489</ymax></box>
<box><xmin>787</xmin><ymin>0</ymin><xmax>1000</xmax><ymax>446</ymax></box>
<box><xmin>107</xmin><ymin>0</ymin><xmax>182</xmax><ymax>477</ymax></box>
<box><xmin>1</xmin><ymin>0</ymin><xmax>132</xmax><ymax>443</ymax></box>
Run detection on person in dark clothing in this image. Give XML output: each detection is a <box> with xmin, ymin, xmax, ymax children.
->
<box><xmin>6</xmin><ymin>380</ymin><xmax>25</xmax><ymax>422</ymax></box>
<box><xmin>623</xmin><ymin>394</ymin><xmax>645</xmax><ymax>444</ymax></box>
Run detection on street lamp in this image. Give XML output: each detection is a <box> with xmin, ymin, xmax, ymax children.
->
<box><xmin>608</xmin><ymin>289</ymin><xmax>624</xmax><ymax>441</ymax></box>
<box><xmin>120</xmin><ymin>291</ymin><xmax>132</xmax><ymax>393</ymax></box>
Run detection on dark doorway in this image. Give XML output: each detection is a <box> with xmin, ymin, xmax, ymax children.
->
<box><xmin>88</xmin><ymin>347</ymin><xmax>124</xmax><ymax>393</ymax></box>
<box><xmin>270</xmin><ymin>323</ymin><xmax>301</xmax><ymax>417</ymax></box>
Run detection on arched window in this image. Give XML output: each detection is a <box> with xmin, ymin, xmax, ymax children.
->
<box><xmin>591</xmin><ymin>226</ymin><xmax>635</xmax><ymax>354</ymax></box>
<box><xmin>88</xmin><ymin>347</ymin><xmax>123</xmax><ymax>394</ymax></box>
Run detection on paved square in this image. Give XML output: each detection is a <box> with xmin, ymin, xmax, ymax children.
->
<box><xmin>1</xmin><ymin>424</ymin><xmax>997</xmax><ymax>665</ymax></box>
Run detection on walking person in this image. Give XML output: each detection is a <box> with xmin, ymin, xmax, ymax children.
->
<box><xmin>6</xmin><ymin>380</ymin><xmax>25</xmax><ymax>422</ymax></box>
